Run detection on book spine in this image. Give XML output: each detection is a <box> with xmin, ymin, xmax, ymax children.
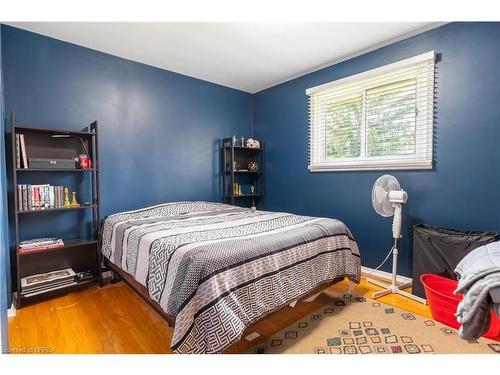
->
<box><xmin>15</xmin><ymin>134</ymin><xmax>20</xmax><ymax>169</ymax></box>
<box><xmin>31</xmin><ymin>186</ymin><xmax>35</xmax><ymax>210</ymax></box>
<box><xmin>19</xmin><ymin>134</ymin><xmax>28</xmax><ymax>169</ymax></box>
<box><xmin>58</xmin><ymin>186</ymin><xmax>62</xmax><ymax>208</ymax></box>
<box><xmin>50</xmin><ymin>186</ymin><xmax>54</xmax><ymax>208</ymax></box>
<box><xmin>27</xmin><ymin>185</ymin><xmax>31</xmax><ymax>211</ymax></box>
<box><xmin>17</xmin><ymin>185</ymin><xmax>23</xmax><ymax>211</ymax></box>
<box><xmin>19</xmin><ymin>243</ymin><xmax>65</xmax><ymax>254</ymax></box>
<box><xmin>34</xmin><ymin>186</ymin><xmax>40</xmax><ymax>210</ymax></box>
<box><xmin>46</xmin><ymin>185</ymin><xmax>50</xmax><ymax>209</ymax></box>
<box><xmin>22</xmin><ymin>279</ymin><xmax>75</xmax><ymax>293</ymax></box>
<box><xmin>22</xmin><ymin>185</ymin><xmax>28</xmax><ymax>211</ymax></box>
<box><xmin>20</xmin><ymin>238</ymin><xmax>62</xmax><ymax>248</ymax></box>
<box><xmin>22</xmin><ymin>281</ymin><xmax>77</xmax><ymax>297</ymax></box>
<box><xmin>40</xmin><ymin>185</ymin><xmax>45</xmax><ymax>209</ymax></box>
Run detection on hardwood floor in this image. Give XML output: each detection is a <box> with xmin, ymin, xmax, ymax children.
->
<box><xmin>8</xmin><ymin>276</ymin><xmax>432</xmax><ymax>354</ymax></box>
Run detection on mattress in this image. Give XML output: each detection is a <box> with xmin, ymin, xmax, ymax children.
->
<box><xmin>101</xmin><ymin>201</ymin><xmax>361</xmax><ymax>353</ymax></box>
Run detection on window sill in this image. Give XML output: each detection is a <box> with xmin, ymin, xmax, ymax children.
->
<box><xmin>308</xmin><ymin>160</ymin><xmax>433</xmax><ymax>172</ymax></box>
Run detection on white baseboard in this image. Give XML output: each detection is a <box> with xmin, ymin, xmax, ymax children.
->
<box><xmin>361</xmin><ymin>266</ymin><xmax>412</xmax><ymax>284</ymax></box>
<box><xmin>7</xmin><ymin>304</ymin><xmax>16</xmax><ymax>318</ymax></box>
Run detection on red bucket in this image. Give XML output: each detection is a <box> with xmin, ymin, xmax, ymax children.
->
<box><xmin>420</xmin><ymin>273</ymin><xmax>500</xmax><ymax>339</ymax></box>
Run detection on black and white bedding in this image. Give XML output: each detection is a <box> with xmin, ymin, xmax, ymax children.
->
<box><xmin>101</xmin><ymin>201</ymin><xmax>361</xmax><ymax>354</ymax></box>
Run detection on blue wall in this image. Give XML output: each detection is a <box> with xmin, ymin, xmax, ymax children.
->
<box><xmin>2</xmin><ymin>24</ymin><xmax>252</xmax><ymax>229</ymax></box>
<box><xmin>254</xmin><ymin>22</ymin><xmax>500</xmax><ymax>276</ymax></box>
<box><xmin>0</xmin><ymin>27</ymin><xmax>10</xmax><ymax>352</ymax></box>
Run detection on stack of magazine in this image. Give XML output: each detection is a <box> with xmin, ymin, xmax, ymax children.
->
<box><xmin>21</xmin><ymin>268</ymin><xmax>77</xmax><ymax>298</ymax></box>
<box><xmin>19</xmin><ymin>238</ymin><xmax>64</xmax><ymax>254</ymax></box>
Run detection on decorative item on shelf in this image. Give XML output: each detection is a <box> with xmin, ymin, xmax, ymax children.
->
<box><xmin>248</xmin><ymin>161</ymin><xmax>258</xmax><ymax>172</ymax></box>
<box><xmin>251</xmin><ymin>199</ymin><xmax>256</xmax><ymax>211</ymax></box>
<box><xmin>246</xmin><ymin>138</ymin><xmax>260</xmax><ymax>149</ymax></box>
<box><xmin>70</xmin><ymin>192</ymin><xmax>80</xmax><ymax>207</ymax></box>
<box><xmin>250</xmin><ymin>185</ymin><xmax>255</xmax><ymax>194</ymax></box>
<box><xmin>238</xmin><ymin>185</ymin><xmax>242</xmax><ymax>196</ymax></box>
<box><xmin>232</xmin><ymin>135</ymin><xmax>237</xmax><ymax>146</ymax></box>
<box><xmin>76</xmin><ymin>270</ymin><xmax>94</xmax><ymax>282</ymax></box>
<box><xmin>63</xmin><ymin>187</ymin><xmax>71</xmax><ymax>208</ymax></box>
<box><xmin>233</xmin><ymin>161</ymin><xmax>239</xmax><ymax>171</ymax></box>
<box><xmin>77</xmin><ymin>154</ymin><xmax>91</xmax><ymax>169</ymax></box>
<box><xmin>241</xmin><ymin>137</ymin><xmax>245</xmax><ymax>147</ymax></box>
<box><xmin>233</xmin><ymin>183</ymin><xmax>239</xmax><ymax>196</ymax></box>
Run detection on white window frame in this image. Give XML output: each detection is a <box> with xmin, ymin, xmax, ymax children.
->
<box><xmin>307</xmin><ymin>51</ymin><xmax>435</xmax><ymax>172</ymax></box>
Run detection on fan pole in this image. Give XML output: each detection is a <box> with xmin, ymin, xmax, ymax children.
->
<box><xmin>366</xmin><ymin>238</ymin><xmax>427</xmax><ymax>304</ymax></box>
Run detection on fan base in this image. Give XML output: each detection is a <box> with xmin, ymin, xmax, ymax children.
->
<box><xmin>366</xmin><ymin>277</ymin><xmax>428</xmax><ymax>304</ymax></box>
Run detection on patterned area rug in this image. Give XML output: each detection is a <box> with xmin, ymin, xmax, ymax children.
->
<box><xmin>248</xmin><ymin>294</ymin><xmax>500</xmax><ymax>354</ymax></box>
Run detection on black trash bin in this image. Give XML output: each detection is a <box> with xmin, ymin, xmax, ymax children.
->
<box><xmin>412</xmin><ymin>224</ymin><xmax>499</xmax><ymax>299</ymax></box>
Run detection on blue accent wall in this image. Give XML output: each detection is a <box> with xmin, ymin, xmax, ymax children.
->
<box><xmin>254</xmin><ymin>22</ymin><xmax>500</xmax><ymax>276</ymax></box>
<box><xmin>1</xmin><ymin>25</ymin><xmax>252</xmax><ymax>221</ymax></box>
<box><xmin>0</xmin><ymin>27</ymin><xmax>9</xmax><ymax>352</ymax></box>
<box><xmin>2</xmin><ymin>25</ymin><xmax>253</xmax><ymax>217</ymax></box>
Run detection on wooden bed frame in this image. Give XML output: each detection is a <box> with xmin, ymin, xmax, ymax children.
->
<box><xmin>104</xmin><ymin>257</ymin><xmax>346</xmax><ymax>331</ymax></box>
<box><xmin>106</xmin><ymin>260</ymin><xmax>176</xmax><ymax>327</ymax></box>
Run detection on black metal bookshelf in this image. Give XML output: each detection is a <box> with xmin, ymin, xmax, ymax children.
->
<box><xmin>9</xmin><ymin>112</ymin><xmax>101</xmax><ymax>308</ymax></box>
<box><xmin>221</xmin><ymin>137</ymin><xmax>264</xmax><ymax>209</ymax></box>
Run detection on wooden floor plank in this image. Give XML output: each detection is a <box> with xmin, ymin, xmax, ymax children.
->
<box><xmin>8</xmin><ymin>276</ymin><xmax>433</xmax><ymax>354</ymax></box>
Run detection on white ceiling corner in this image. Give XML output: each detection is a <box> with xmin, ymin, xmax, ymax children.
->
<box><xmin>5</xmin><ymin>22</ymin><xmax>444</xmax><ymax>93</ymax></box>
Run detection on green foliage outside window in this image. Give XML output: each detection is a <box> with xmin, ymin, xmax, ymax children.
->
<box><xmin>325</xmin><ymin>95</ymin><xmax>362</xmax><ymax>159</ymax></box>
<box><xmin>324</xmin><ymin>79</ymin><xmax>417</xmax><ymax>160</ymax></box>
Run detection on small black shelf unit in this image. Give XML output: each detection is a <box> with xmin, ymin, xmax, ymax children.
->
<box><xmin>9</xmin><ymin>113</ymin><xmax>101</xmax><ymax>308</ymax></box>
<box><xmin>221</xmin><ymin>137</ymin><xmax>264</xmax><ymax>209</ymax></box>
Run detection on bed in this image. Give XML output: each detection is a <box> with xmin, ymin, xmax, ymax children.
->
<box><xmin>100</xmin><ymin>201</ymin><xmax>361</xmax><ymax>354</ymax></box>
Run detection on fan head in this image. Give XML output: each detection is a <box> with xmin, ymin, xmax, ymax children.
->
<box><xmin>372</xmin><ymin>175</ymin><xmax>401</xmax><ymax>217</ymax></box>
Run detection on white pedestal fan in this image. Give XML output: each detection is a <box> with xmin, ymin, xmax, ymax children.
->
<box><xmin>366</xmin><ymin>175</ymin><xmax>427</xmax><ymax>304</ymax></box>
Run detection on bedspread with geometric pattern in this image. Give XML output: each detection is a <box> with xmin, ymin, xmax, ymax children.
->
<box><xmin>101</xmin><ymin>201</ymin><xmax>361</xmax><ymax>353</ymax></box>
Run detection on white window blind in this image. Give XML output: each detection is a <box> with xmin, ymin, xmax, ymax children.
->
<box><xmin>307</xmin><ymin>51</ymin><xmax>435</xmax><ymax>171</ymax></box>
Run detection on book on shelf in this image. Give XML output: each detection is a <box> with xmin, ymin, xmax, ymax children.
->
<box><xmin>20</xmin><ymin>237</ymin><xmax>62</xmax><ymax>248</ymax></box>
<box><xmin>22</xmin><ymin>184</ymin><xmax>28</xmax><ymax>211</ymax></box>
<box><xmin>19</xmin><ymin>237</ymin><xmax>65</xmax><ymax>254</ymax></box>
<box><xmin>17</xmin><ymin>184</ymin><xmax>66</xmax><ymax>211</ymax></box>
<box><xmin>19</xmin><ymin>133</ymin><xmax>28</xmax><ymax>169</ymax></box>
<box><xmin>21</xmin><ymin>279</ymin><xmax>77</xmax><ymax>295</ymax></box>
<box><xmin>15</xmin><ymin>134</ymin><xmax>21</xmax><ymax>168</ymax></box>
<box><xmin>21</xmin><ymin>280</ymin><xmax>78</xmax><ymax>298</ymax></box>
<box><xmin>21</xmin><ymin>268</ymin><xmax>76</xmax><ymax>294</ymax></box>
<box><xmin>17</xmin><ymin>185</ymin><xmax>22</xmax><ymax>210</ymax></box>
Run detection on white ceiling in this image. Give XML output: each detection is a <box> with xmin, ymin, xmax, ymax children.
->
<box><xmin>7</xmin><ymin>22</ymin><xmax>443</xmax><ymax>93</ymax></box>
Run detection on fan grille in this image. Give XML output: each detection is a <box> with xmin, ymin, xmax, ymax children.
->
<box><xmin>372</xmin><ymin>175</ymin><xmax>401</xmax><ymax>217</ymax></box>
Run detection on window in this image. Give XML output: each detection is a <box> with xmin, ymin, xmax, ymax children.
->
<box><xmin>307</xmin><ymin>51</ymin><xmax>435</xmax><ymax>171</ymax></box>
